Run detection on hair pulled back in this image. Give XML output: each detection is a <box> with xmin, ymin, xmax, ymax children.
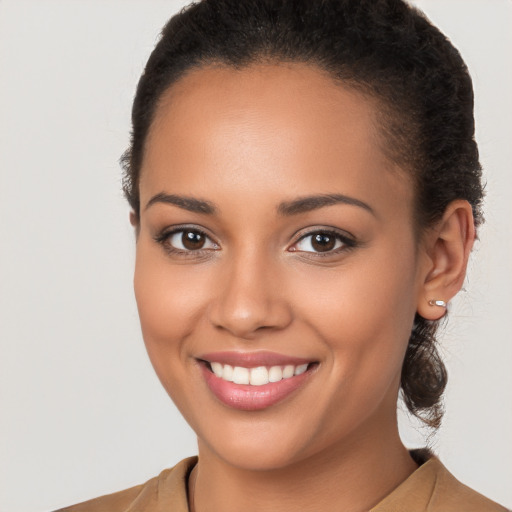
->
<box><xmin>122</xmin><ymin>0</ymin><xmax>484</xmax><ymax>429</ymax></box>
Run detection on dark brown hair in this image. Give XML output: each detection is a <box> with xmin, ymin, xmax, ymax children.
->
<box><xmin>122</xmin><ymin>0</ymin><xmax>483</xmax><ymax>429</ymax></box>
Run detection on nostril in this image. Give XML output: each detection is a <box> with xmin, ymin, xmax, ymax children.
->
<box><xmin>206</xmin><ymin>271</ymin><xmax>294</xmax><ymax>338</ymax></box>
<box><xmin>208</xmin><ymin>301</ymin><xmax>293</xmax><ymax>339</ymax></box>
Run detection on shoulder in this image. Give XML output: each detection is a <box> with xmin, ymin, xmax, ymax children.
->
<box><xmin>372</xmin><ymin>455</ymin><xmax>508</xmax><ymax>512</ymax></box>
<box><xmin>429</xmin><ymin>459</ymin><xmax>508</xmax><ymax>512</ymax></box>
<box><xmin>53</xmin><ymin>457</ymin><xmax>197</xmax><ymax>512</ymax></box>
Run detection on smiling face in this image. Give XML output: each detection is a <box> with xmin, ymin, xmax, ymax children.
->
<box><xmin>134</xmin><ymin>62</ymin><xmax>429</xmax><ymax>470</ymax></box>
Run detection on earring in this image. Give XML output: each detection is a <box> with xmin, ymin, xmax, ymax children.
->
<box><xmin>428</xmin><ymin>299</ymin><xmax>447</xmax><ymax>308</ymax></box>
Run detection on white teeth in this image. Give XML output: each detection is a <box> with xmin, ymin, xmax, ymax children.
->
<box><xmin>223</xmin><ymin>364</ymin><xmax>234</xmax><ymax>382</ymax></box>
<box><xmin>211</xmin><ymin>362</ymin><xmax>223</xmax><ymax>378</ymax></box>
<box><xmin>295</xmin><ymin>363</ymin><xmax>308</xmax><ymax>376</ymax></box>
<box><xmin>268</xmin><ymin>366</ymin><xmax>283</xmax><ymax>383</ymax></box>
<box><xmin>250</xmin><ymin>366</ymin><xmax>269</xmax><ymax>386</ymax></box>
<box><xmin>209</xmin><ymin>362</ymin><xmax>310</xmax><ymax>385</ymax></box>
<box><xmin>232</xmin><ymin>366</ymin><xmax>250</xmax><ymax>385</ymax></box>
<box><xmin>282</xmin><ymin>365</ymin><xmax>295</xmax><ymax>379</ymax></box>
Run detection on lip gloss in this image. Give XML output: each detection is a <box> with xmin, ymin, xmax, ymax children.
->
<box><xmin>198</xmin><ymin>351</ymin><xmax>316</xmax><ymax>411</ymax></box>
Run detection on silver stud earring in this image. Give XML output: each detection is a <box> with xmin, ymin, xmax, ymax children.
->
<box><xmin>428</xmin><ymin>299</ymin><xmax>447</xmax><ymax>308</ymax></box>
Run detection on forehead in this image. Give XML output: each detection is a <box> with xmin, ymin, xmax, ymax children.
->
<box><xmin>140</xmin><ymin>62</ymin><xmax>412</xmax><ymax>216</ymax></box>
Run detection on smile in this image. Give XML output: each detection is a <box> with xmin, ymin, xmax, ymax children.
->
<box><xmin>198</xmin><ymin>351</ymin><xmax>317</xmax><ymax>411</ymax></box>
<box><xmin>209</xmin><ymin>362</ymin><xmax>309</xmax><ymax>386</ymax></box>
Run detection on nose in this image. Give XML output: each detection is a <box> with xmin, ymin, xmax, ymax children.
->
<box><xmin>208</xmin><ymin>251</ymin><xmax>293</xmax><ymax>340</ymax></box>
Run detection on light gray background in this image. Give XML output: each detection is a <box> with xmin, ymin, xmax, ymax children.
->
<box><xmin>0</xmin><ymin>1</ymin><xmax>511</xmax><ymax>511</ymax></box>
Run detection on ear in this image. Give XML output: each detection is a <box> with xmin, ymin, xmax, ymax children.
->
<box><xmin>416</xmin><ymin>200</ymin><xmax>476</xmax><ymax>320</ymax></box>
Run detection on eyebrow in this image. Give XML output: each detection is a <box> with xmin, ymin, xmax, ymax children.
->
<box><xmin>145</xmin><ymin>193</ymin><xmax>216</xmax><ymax>214</ymax></box>
<box><xmin>277</xmin><ymin>194</ymin><xmax>375</xmax><ymax>216</ymax></box>
<box><xmin>145</xmin><ymin>192</ymin><xmax>374</xmax><ymax>217</ymax></box>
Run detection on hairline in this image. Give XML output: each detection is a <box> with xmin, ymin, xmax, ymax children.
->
<box><xmin>136</xmin><ymin>57</ymin><xmax>421</xmax><ymax>233</ymax></box>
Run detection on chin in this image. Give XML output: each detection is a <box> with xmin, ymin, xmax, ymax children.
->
<box><xmin>201</xmin><ymin>434</ymin><xmax>312</xmax><ymax>472</ymax></box>
<box><xmin>192</xmin><ymin>405</ymin><xmax>342</xmax><ymax>472</ymax></box>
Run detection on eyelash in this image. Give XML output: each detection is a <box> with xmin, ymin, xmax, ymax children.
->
<box><xmin>291</xmin><ymin>229</ymin><xmax>357</xmax><ymax>257</ymax></box>
<box><xmin>154</xmin><ymin>226</ymin><xmax>357</xmax><ymax>258</ymax></box>
<box><xmin>153</xmin><ymin>226</ymin><xmax>218</xmax><ymax>258</ymax></box>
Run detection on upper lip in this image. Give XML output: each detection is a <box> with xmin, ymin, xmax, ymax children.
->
<box><xmin>198</xmin><ymin>351</ymin><xmax>314</xmax><ymax>368</ymax></box>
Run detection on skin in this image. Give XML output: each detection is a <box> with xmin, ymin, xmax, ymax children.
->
<box><xmin>133</xmin><ymin>63</ymin><xmax>474</xmax><ymax>512</ymax></box>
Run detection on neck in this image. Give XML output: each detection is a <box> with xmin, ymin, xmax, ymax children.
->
<box><xmin>190</xmin><ymin>418</ymin><xmax>418</xmax><ymax>512</ymax></box>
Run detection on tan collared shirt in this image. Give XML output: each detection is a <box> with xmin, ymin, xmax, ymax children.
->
<box><xmin>55</xmin><ymin>456</ymin><xmax>508</xmax><ymax>512</ymax></box>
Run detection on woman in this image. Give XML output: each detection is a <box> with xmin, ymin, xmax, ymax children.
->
<box><xmin>55</xmin><ymin>0</ymin><xmax>507</xmax><ymax>510</ymax></box>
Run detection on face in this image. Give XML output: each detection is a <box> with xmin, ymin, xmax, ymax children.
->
<box><xmin>134</xmin><ymin>63</ymin><xmax>428</xmax><ymax>470</ymax></box>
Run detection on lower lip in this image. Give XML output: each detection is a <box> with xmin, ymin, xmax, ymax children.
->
<box><xmin>200</xmin><ymin>363</ymin><xmax>314</xmax><ymax>411</ymax></box>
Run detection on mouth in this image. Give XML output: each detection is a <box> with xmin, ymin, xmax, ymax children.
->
<box><xmin>197</xmin><ymin>352</ymin><xmax>318</xmax><ymax>411</ymax></box>
<box><xmin>207</xmin><ymin>361</ymin><xmax>310</xmax><ymax>385</ymax></box>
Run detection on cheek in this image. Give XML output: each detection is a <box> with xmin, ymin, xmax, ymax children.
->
<box><xmin>292</xmin><ymin>246</ymin><xmax>418</xmax><ymax>387</ymax></box>
<box><xmin>133</xmin><ymin>242</ymin><xmax>210</xmax><ymax>370</ymax></box>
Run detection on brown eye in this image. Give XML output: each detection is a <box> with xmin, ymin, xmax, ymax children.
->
<box><xmin>311</xmin><ymin>233</ymin><xmax>336</xmax><ymax>252</ymax></box>
<box><xmin>182</xmin><ymin>230</ymin><xmax>205</xmax><ymax>250</ymax></box>
<box><xmin>292</xmin><ymin>230</ymin><xmax>350</xmax><ymax>254</ymax></box>
<box><xmin>166</xmin><ymin>229</ymin><xmax>218</xmax><ymax>252</ymax></box>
